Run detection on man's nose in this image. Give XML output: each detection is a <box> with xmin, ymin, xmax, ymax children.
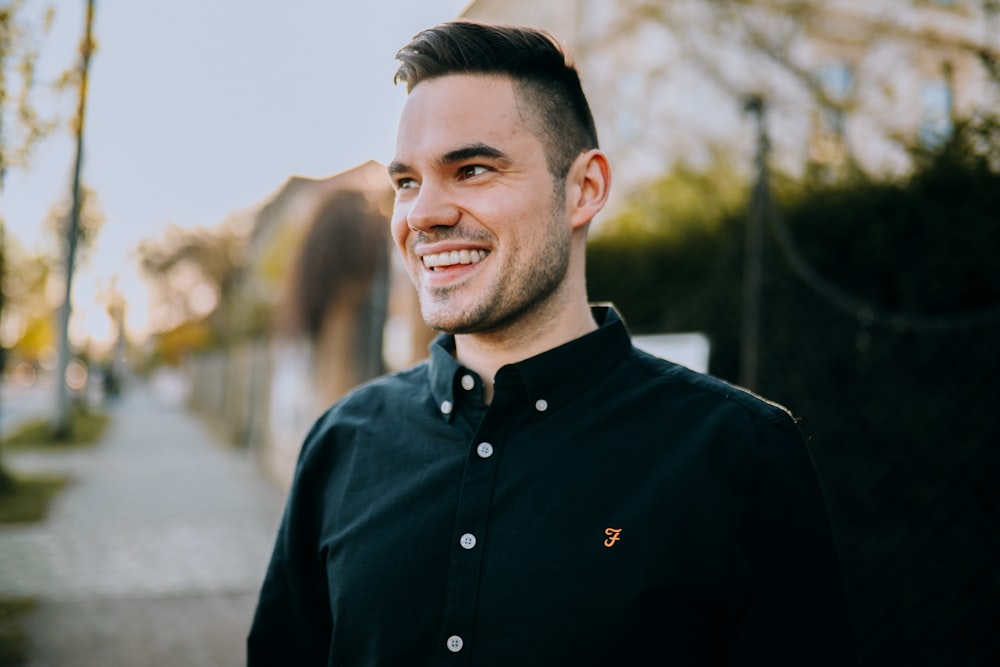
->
<box><xmin>404</xmin><ymin>181</ymin><xmax>460</xmax><ymax>232</ymax></box>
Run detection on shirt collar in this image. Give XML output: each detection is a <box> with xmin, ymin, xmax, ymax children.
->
<box><xmin>428</xmin><ymin>305</ymin><xmax>632</xmax><ymax>421</ymax></box>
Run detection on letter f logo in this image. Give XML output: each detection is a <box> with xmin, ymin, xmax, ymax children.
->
<box><xmin>603</xmin><ymin>528</ymin><xmax>622</xmax><ymax>547</ymax></box>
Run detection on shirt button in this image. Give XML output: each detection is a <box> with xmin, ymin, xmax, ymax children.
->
<box><xmin>440</xmin><ymin>400</ymin><xmax>453</xmax><ymax>415</ymax></box>
<box><xmin>476</xmin><ymin>442</ymin><xmax>494</xmax><ymax>459</ymax></box>
<box><xmin>461</xmin><ymin>374</ymin><xmax>475</xmax><ymax>391</ymax></box>
<box><xmin>535</xmin><ymin>399</ymin><xmax>549</xmax><ymax>412</ymax></box>
<box><xmin>446</xmin><ymin>635</ymin><xmax>464</xmax><ymax>652</ymax></box>
<box><xmin>459</xmin><ymin>533</ymin><xmax>477</xmax><ymax>550</ymax></box>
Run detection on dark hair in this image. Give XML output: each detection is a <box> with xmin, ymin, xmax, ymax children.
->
<box><xmin>394</xmin><ymin>20</ymin><xmax>599</xmax><ymax>181</ymax></box>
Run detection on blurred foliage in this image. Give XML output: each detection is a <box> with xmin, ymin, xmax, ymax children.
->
<box><xmin>12</xmin><ymin>313</ymin><xmax>54</xmax><ymax>361</ymax></box>
<box><xmin>42</xmin><ymin>184</ymin><xmax>105</xmax><ymax>265</ymax></box>
<box><xmin>588</xmin><ymin>115</ymin><xmax>1000</xmax><ymax>373</ymax></box>
<box><xmin>147</xmin><ymin>319</ymin><xmax>213</xmax><ymax>368</ymax></box>
<box><xmin>0</xmin><ymin>0</ymin><xmax>58</xmax><ymax>380</ymax></box>
<box><xmin>0</xmin><ymin>239</ymin><xmax>55</xmax><ymax>363</ymax></box>
<box><xmin>0</xmin><ymin>0</ymin><xmax>59</xmax><ymax>184</ymax></box>
<box><xmin>608</xmin><ymin>159</ymin><xmax>747</xmax><ymax>237</ymax></box>
<box><xmin>778</xmin><ymin>118</ymin><xmax>1000</xmax><ymax>318</ymax></box>
<box><xmin>259</xmin><ymin>221</ymin><xmax>303</xmax><ymax>288</ymax></box>
<box><xmin>607</xmin><ymin>0</ymin><xmax>1000</xmax><ymax>178</ymax></box>
<box><xmin>587</xmin><ymin>116</ymin><xmax>1000</xmax><ymax>665</ymax></box>
<box><xmin>588</xmin><ymin>160</ymin><xmax>749</xmax><ymax>377</ymax></box>
<box><xmin>136</xmin><ymin>222</ymin><xmax>247</xmax><ymax>358</ymax></box>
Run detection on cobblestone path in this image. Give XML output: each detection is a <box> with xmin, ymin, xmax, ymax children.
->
<box><xmin>0</xmin><ymin>384</ymin><xmax>285</xmax><ymax>666</ymax></box>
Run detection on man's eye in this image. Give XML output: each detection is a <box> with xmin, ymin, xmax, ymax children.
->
<box><xmin>395</xmin><ymin>177</ymin><xmax>417</xmax><ymax>190</ymax></box>
<box><xmin>458</xmin><ymin>165</ymin><xmax>488</xmax><ymax>179</ymax></box>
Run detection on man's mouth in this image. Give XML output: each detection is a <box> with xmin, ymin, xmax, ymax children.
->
<box><xmin>421</xmin><ymin>249</ymin><xmax>489</xmax><ymax>271</ymax></box>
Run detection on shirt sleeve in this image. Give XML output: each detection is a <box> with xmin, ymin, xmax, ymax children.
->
<box><xmin>247</xmin><ymin>424</ymin><xmax>333</xmax><ymax>666</ymax></box>
<box><xmin>728</xmin><ymin>414</ymin><xmax>859</xmax><ymax>666</ymax></box>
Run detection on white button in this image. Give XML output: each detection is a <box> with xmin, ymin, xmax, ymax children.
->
<box><xmin>535</xmin><ymin>399</ymin><xmax>549</xmax><ymax>412</ymax></box>
<box><xmin>440</xmin><ymin>400</ymin><xmax>453</xmax><ymax>415</ymax></box>
<box><xmin>476</xmin><ymin>442</ymin><xmax>494</xmax><ymax>459</ymax></box>
<box><xmin>459</xmin><ymin>533</ymin><xmax>477</xmax><ymax>549</ymax></box>
<box><xmin>446</xmin><ymin>635</ymin><xmax>464</xmax><ymax>652</ymax></box>
<box><xmin>461</xmin><ymin>374</ymin><xmax>475</xmax><ymax>391</ymax></box>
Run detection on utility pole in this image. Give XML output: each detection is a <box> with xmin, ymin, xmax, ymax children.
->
<box><xmin>52</xmin><ymin>0</ymin><xmax>96</xmax><ymax>437</ymax></box>
<box><xmin>0</xmin><ymin>0</ymin><xmax>13</xmax><ymax>470</ymax></box>
<box><xmin>0</xmin><ymin>223</ymin><xmax>7</xmax><ymax>486</ymax></box>
<box><xmin>740</xmin><ymin>95</ymin><xmax>769</xmax><ymax>391</ymax></box>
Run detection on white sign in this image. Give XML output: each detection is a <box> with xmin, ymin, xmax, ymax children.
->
<box><xmin>632</xmin><ymin>333</ymin><xmax>711</xmax><ymax>374</ymax></box>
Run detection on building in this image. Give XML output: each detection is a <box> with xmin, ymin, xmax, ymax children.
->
<box><xmin>187</xmin><ymin>161</ymin><xmax>433</xmax><ymax>488</ymax></box>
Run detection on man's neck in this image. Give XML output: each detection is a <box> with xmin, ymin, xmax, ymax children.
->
<box><xmin>453</xmin><ymin>302</ymin><xmax>597</xmax><ymax>404</ymax></box>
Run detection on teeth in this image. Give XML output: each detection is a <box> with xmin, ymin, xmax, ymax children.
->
<box><xmin>422</xmin><ymin>249</ymin><xmax>489</xmax><ymax>269</ymax></box>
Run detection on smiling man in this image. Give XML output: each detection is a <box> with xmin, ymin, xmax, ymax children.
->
<box><xmin>248</xmin><ymin>21</ymin><xmax>857</xmax><ymax>666</ymax></box>
<box><xmin>387</xmin><ymin>70</ymin><xmax>606</xmax><ymax>402</ymax></box>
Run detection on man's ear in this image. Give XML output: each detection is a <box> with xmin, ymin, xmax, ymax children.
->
<box><xmin>567</xmin><ymin>149</ymin><xmax>611</xmax><ymax>230</ymax></box>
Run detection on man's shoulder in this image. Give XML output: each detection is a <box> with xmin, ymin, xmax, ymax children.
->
<box><xmin>623</xmin><ymin>345</ymin><xmax>796</xmax><ymax>428</ymax></box>
<box><xmin>296</xmin><ymin>361</ymin><xmax>432</xmax><ymax>462</ymax></box>
<box><xmin>330</xmin><ymin>360</ymin><xmax>432</xmax><ymax>416</ymax></box>
<box><xmin>617</xmin><ymin>347</ymin><xmax>805</xmax><ymax>479</ymax></box>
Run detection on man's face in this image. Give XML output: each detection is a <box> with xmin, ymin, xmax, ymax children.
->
<box><xmin>389</xmin><ymin>74</ymin><xmax>572</xmax><ymax>335</ymax></box>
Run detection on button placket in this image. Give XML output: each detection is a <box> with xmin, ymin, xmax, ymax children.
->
<box><xmin>439</xmin><ymin>385</ymin><xmax>520</xmax><ymax>663</ymax></box>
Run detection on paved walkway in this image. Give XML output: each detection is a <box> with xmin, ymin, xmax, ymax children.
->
<box><xmin>0</xmin><ymin>383</ymin><xmax>286</xmax><ymax>666</ymax></box>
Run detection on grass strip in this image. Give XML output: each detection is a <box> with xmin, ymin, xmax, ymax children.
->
<box><xmin>2</xmin><ymin>410</ymin><xmax>110</xmax><ymax>450</ymax></box>
<box><xmin>0</xmin><ymin>474</ymin><xmax>70</xmax><ymax>524</ymax></box>
<box><xmin>0</xmin><ymin>597</ymin><xmax>37</xmax><ymax>667</ymax></box>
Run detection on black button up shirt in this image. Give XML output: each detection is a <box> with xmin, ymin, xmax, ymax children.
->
<box><xmin>248</xmin><ymin>306</ymin><xmax>856</xmax><ymax>666</ymax></box>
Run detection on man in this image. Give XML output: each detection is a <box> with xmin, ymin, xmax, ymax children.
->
<box><xmin>248</xmin><ymin>20</ymin><xmax>856</xmax><ymax>666</ymax></box>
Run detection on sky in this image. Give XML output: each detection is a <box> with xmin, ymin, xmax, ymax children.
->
<box><xmin>2</xmin><ymin>0</ymin><xmax>471</xmax><ymax>349</ymax></box>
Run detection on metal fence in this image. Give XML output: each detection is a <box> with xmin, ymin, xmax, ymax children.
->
<box><xmin>754</xmin><ymin>255</ymin><xmax>999</xmax><ymax>666</ymax></box>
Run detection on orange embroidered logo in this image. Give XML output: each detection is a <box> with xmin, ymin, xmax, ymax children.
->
<box><xmin>603</xmin><ymin>528</ymin><xmax>622</xmax><ymax>547</ymax></box>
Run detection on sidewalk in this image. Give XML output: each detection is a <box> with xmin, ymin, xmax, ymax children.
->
<box><xmin>0</xmin><ymin>383</ymin><xmax>286</xmax><ymax>666</ymax></box>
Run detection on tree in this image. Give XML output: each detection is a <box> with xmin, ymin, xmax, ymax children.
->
<box><xmin>43</xmin><ymin>183</ymin><xmax>105</xmax><ymax>263</ymax></box>
<box><xmin>0</xmin><ymin>236</ymin><xmax>55</xmax><ymax>363</ymax></box>
<box><xmin>51</xmin><ymin>0</ymin><xmax>96</xmax><ymax>438</ymax></box>
<box><xmin>136</xmin><ymin>221</ymin><xmax>247</xmax><ymax>344</ymax></box>
<box><xmin>0</xmin><ymin>0</ymin><xmax>57</xmax><ymax>188</ymax></box>
<box><xmin>0</xmin><ymin>1</ymin><xmax>60</xmax><ymax>483</ymax></box>
<box><xmin>595</xmin><ymin>0</ymin><xmax>1000</xmax><ymax>177</ymax></box>
<box><xmin>1</xmin><ymin>1</ymin><xmax>60</xmax><ymax>376</ymax></box>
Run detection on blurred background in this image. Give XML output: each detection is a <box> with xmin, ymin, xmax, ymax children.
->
<box><xmin>1</xmin><ymin>1</ymin><xmax>998</xmax><ymax>665</ymax></box>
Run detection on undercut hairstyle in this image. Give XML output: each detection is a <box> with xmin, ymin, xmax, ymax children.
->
<box><xmin>394</xmin><ymin>20</ymin><xmax>599</xmax><ymax>183</ymax></box>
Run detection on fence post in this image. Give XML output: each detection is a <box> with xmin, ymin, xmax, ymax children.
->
<box><xmin>741</xmin><ymin>95</ymin><xmax>770</xmax><ymax>391</ymax></box>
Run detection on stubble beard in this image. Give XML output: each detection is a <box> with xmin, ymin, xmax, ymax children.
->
<box><xmin>418</xmin><ymin>192</ymin><xmax>571</xmax><ymax>336</ymax></box>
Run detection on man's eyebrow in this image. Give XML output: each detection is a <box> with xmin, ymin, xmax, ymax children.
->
<box><xmin>439</xmin><ymin>143</ymin><xmax>510</xmax><ymax>166</ymax></box>
<box><xmin>387</xmin><ymin>160</ymin><xmax>410</xmax><ymax>178</ymax></box>
<box><xmin>387</xmin><ymin>143</ymin><xmax>511</xmax><ymax>178</ymax></box>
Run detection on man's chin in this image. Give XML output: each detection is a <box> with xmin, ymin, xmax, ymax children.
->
<box><xmin>420</xmin><ymin>307</ymin><xmax>483</xmax><ymax>336</ymax></box>
<box><xmin>422</xmin><ymin>315</ymin><xmax>469</xmax><ymax>335</ymax></box>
